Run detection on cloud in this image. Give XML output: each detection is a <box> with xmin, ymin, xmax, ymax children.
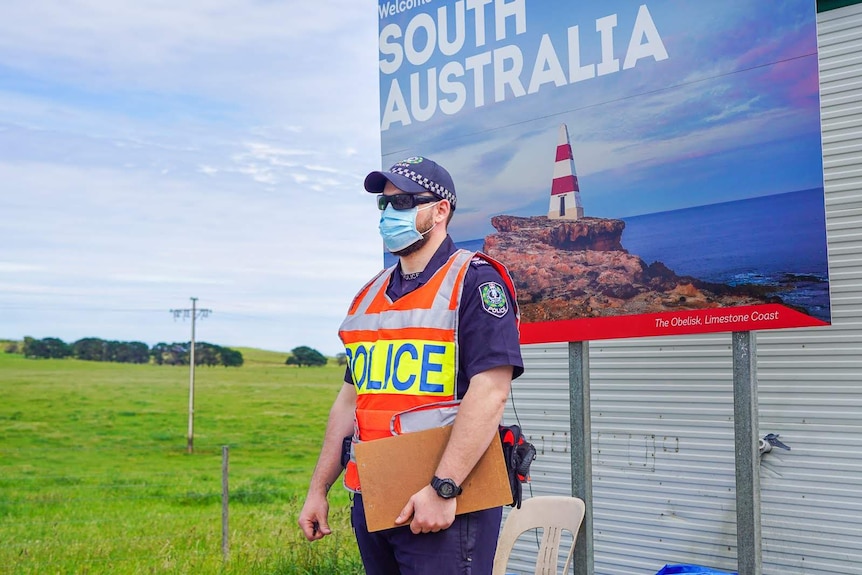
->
<box><xmin>0</xmin><ymin>1</ymin><xmax>387</xmax><ymax>354</ymax></box>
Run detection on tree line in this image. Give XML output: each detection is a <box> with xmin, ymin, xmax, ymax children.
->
<box><xmin>13</xmin><ymin>336</ymin><xmax>243</xmax><ymax>367</ymax></box>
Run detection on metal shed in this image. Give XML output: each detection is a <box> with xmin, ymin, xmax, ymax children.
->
<box><xmin>502</xmin><ymin>2</ymin><xmax>862</xmax><ymax>573</ymax></box>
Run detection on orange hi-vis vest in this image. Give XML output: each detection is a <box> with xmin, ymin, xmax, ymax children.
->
<box><xmin>338</xmin><ymin>249</ymin><xmax>517</xmax><ymax>493</ymax></box>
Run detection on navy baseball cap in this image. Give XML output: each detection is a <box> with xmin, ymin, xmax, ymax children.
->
<box><xmin>364</xmin><ymin>156</ymin><xmax>456</xmax><ymax>210</ymax></box>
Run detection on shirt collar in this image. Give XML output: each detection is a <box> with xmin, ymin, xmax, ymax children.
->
<box><xmin>392</xmin><ymin>235</ymin><xmax>458</xmax><ymax>289</ymax></box>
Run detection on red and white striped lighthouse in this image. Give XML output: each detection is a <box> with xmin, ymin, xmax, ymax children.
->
<box><xmin>548</xmin><ymin>124</ymin><xmax>584</xmax><ymax>220</ymax></box>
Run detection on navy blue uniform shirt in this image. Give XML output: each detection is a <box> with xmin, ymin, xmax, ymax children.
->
<box><xmin>344</xmin><ymin>235</ymin><xmax>523</xmax><ymax>397</ymax></box>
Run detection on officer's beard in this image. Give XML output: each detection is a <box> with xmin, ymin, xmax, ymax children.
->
<box><xmin>392</xmin><ymin>214</ymin><xmax>437</xmax><ymax>258</ymax></box>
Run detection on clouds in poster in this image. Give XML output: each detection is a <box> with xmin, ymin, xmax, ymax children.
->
<box><xmin>375</xmin><ymin>0</ymin><xmax>823</xmax><ymax>239</ymax></box>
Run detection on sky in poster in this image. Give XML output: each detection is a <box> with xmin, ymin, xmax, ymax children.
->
<box><xmin>377</xmin><ymin>0</ymin><xmax>823</xmax><ymax>243</ymax></box>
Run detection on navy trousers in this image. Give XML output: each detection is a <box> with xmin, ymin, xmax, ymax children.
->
<box><xmin>351</xmin><ymin>494</ymin><xmax>503</xmax><ymax>575</ymax></box>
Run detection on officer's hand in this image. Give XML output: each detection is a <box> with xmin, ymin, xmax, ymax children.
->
<box><xmin>298</xmin><ymin>494</ymin><xmax>332</xmax><ymax>541</ymax></box>
<box><xmin>395</xmin><ymin>484</ymin><xmax>456</xmax><ymax>534</ymax></box>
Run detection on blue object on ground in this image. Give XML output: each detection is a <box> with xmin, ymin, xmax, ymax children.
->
<box><xmin>655</xmin><ymin>565</ymin><xmax>738</xmax><ymax>575</ymax></box>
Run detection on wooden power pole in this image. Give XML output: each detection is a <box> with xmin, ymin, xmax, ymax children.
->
<box><xmin>170</xmin><ymin>297</ymin><xmax>212</xmax><ymax>454</ymax></box>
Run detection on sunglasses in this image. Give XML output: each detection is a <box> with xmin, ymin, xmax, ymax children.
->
<box><xmin>377</xmin><ymin>193</ymin><xmax>439</xmax><ymax>211</ymax></box>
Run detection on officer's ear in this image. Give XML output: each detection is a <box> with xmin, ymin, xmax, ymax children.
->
<box><xmin>437</xmin><ymin>199</ymin><xmax>453</xmax><ymax>225</ymax></box>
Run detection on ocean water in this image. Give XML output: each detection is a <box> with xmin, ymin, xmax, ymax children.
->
<box><xmin>459</xmin><ymin>189</ymin><xmax>831</xmax><ymax>322</ymax></box>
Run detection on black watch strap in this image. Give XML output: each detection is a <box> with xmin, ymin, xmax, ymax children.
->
<box><xmin>431</xmin><ymin>475</ymin><xmax>462</xmax><ymax>499</ymax></box>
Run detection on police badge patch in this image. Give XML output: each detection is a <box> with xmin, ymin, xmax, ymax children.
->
<box><xmin>479</xmin><ymin>282</ymin><xmax>508</xmax><ymax>317</ymax></box>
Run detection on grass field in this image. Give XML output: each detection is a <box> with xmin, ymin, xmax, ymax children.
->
<box><xmin>0</xmin><ymin>348</ymin><xmax>364</xmax><ymax>574</ymax></box>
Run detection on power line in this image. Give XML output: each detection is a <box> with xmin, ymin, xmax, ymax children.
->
<box><xmin>169</xmin><ymin>297</ymin><xmax>212</xmax><ymax>455</ymax></box>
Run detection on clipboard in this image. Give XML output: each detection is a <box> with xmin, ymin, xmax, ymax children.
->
<box><xmin>354</xmin><ymin>425</ymin><xmax>512</xmax><ymax>532</ymax></box>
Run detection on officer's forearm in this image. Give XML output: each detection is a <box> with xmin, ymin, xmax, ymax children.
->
<box><xmin>307</xmin><ymin>383</ymin><xmax>356</xmax><ymax>497</ymax></box>
<box><xmin>433</xmin><ymin>365</ymin><xmax>512</xmax><ymax>485</ymax></box>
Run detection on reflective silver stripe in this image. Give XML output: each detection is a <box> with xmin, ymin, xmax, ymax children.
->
<box><xmin>390</xmin><ymin>400</ymin><xmax>461</xmax><ymax>435</ymax></box>
<box><xmin>344</xmin><ymin>403</ymin><xmax>462</xmax><ymax>494</ymax></box>
<box><xmin>348</xmin><ymin>266</ymin><xmax>394</xmax><ymax>318</ymax></box>
<box><xmin>339</xmin><ymin>250</ymin><xmax>473</xmax><ymax>334</ymax></box>
<box><xmin>341</xmin><ymin>310</ymin><xmax>457</xmax><ymax>336</ymax></box>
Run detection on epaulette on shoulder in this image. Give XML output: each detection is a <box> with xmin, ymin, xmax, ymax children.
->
<box><xmin>470</xmin><ymin>256</ymin><xmax>490</xmax><ymax>267</ymax></box>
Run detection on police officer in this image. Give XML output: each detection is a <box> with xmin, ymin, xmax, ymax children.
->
<box><xmin>298</xmin><ymin>156</ymin><xmax>523</xmax><ymax>575</ymax></box>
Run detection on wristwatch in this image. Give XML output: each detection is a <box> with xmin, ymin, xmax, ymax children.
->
<box><xmin>431</xmin><ymin>476</ymin><xmax>462</xmax><ymax>499</ymax></box>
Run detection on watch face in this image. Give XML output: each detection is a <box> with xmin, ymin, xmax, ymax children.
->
<box><xmin>433</xmin><ymin>477</ymin><xmax>460</xmax><ymax>499</ymax></box>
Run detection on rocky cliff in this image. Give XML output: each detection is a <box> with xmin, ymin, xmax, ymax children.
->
<box><xmin>482</xmin><ymin>215</ymin><xmax>783</xmax><ymax>322</ymax></box>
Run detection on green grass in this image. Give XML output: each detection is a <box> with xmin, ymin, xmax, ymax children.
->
<box><xmin>0</xmin><ymin>350</ymin><xmax>363</xmax><ymax>574</ymax></box>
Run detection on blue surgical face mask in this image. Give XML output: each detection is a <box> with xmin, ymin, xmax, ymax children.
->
<box><xmin>378</xmin><ymin>202</ymin><xmax>438</xmax><ymax>253</ymax></box>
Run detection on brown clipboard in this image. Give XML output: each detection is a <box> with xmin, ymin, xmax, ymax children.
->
<box><xmin>354</xmin><ymin>425</ymin><xmax>512</xmax><ymax>532</ymax></box>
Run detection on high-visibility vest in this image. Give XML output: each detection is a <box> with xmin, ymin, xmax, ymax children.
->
<box><xmin>338</xmin><ymin>249</ymin><xmax>517</xmax><ymax>492</ymax></box>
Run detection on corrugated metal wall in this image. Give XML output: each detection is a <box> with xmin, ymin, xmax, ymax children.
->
<box><xmin>501</xmin><ymin>4</ymin><xmax>862</xmax><ymax>574</ymax></box>
<box><xmin>755</xmin><ymin>5</ymin><xmax>862</xmax><ymax>573</ymax></box>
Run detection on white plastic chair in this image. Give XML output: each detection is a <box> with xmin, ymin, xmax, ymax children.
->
<box><xmin>492</xmin><ymin>496</ymin><xmax>586</xmax><ymax>575</ymax></box>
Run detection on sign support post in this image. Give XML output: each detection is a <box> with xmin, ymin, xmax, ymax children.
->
<box><xmin>569</xmin><ymin>341</ymin><xmax>594</xmax><ymax>575</ymax></box>
<box><xmin>732</xmin><ymin>331</ymin><xmax>762</xmax><ymax>575</ymax></box>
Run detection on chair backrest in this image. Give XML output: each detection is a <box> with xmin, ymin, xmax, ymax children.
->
<box><xmin>492</xmin><ymin>496</ymin><xmax>586</xmax><ymax>575</ymax></box>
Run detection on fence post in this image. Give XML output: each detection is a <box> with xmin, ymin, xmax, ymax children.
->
<box><xmin>733</xmin><ymin>332</ymin><xmax>761</xmax><ymax>575</ymax></box>
<box><xmin>222</xmin><ymin>445</ymin><xmax>229</xmax><ymax>561</ymax></box>
<box><xmin>570</xmin><ymin>341</ymin><xmax>594</xmax><ymax>575</ymax></box>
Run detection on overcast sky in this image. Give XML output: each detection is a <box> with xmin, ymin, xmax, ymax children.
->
<box><xmin>1</xmin><ymin>1</ymin><xmax>386</xmax><ymax>356</ymax></box>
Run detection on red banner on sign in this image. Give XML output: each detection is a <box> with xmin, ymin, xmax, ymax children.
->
<box><xmin>519</xmin><ymin>304</ymin><xmax>829</xmax><ymax>344</ymax></box>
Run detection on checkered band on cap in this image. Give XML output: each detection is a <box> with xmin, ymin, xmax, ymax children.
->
<box><xmin>390</xmin><ymin>165</ymin><xmax>457</xmax><ymax>209</ymax></box>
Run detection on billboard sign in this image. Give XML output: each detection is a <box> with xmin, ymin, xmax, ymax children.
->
<box><xmin>376</xmin><ymin>0</ymin><xmax>830</xmax><ymax>344</ymax></box>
